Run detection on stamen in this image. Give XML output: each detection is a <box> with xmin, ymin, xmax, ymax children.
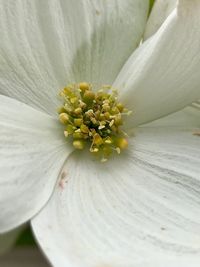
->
<box><xmin>58</xmin><ymin>82</ymin><xmax>131</xmax><ymax>161</ymax></box>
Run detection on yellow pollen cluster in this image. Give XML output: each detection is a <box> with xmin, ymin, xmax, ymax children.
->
<box><xmin>57</xmin><ymin>82</ymin><xmax>130</xmax><ymax>162</ymax></box>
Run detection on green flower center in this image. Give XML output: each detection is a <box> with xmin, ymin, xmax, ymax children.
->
<box><xmin>57</xmin><ymin>82</ymin><xmax>131</xmax><ymax>162</ymax></box>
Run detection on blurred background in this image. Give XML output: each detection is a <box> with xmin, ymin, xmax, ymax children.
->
<box><xmin>0</xmin><ymin>226</ymin><xmax>50</xmax><ymax>266</ymax></box>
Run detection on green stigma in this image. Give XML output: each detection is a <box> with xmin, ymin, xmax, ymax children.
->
<box><xmin>57</xmin><ymin>82</ymin><xmax>131</xmax><ymax>162</ymax></box>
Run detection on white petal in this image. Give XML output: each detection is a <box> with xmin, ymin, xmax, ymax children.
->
<box><xmin>114</xmin><ymin>0</ymin><xmax>200</xmax><ymax>127</ymax></box>
<box><xmin>0</xmin><ymin>248</ymin><xmax>50</xmax><ymax>267</ymax></box>
<box><xmin>143</xmin><ymin>102</ymin><xmax>200</xmax><ymax>128</ymax></box>
<box><xmin>144</xmin><ymin>0</ymin><xmax>177</xmax><ymax>40</ymax></box>
<box><xmin>0</xmin><ymin>96</ymin><xmax>72</xmax><ymax>233</ymax></box>
<box><xmin>32</xmin><ymin>124</ymin><xmax>200</xmax><ymax>267</ymax></box>
<box><xmin>0</xmin><ymin>0</ymin><xmax>149</xmax><ymax>114</ymax></box>
<box><xmin>0</xmin><ymin>227</ymin><xmax>22</xmax><ymax>255</ymax></box>
<box><xmin>135</xmin><ymin>258</ymin><xmax>200</xmax><ymax>267</ymax></box>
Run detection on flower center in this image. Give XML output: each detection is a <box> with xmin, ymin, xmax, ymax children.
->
<box><xmin>57</xmin><ymin>82</ymin><xmax>131</xmax><ymax>162</ymax></box>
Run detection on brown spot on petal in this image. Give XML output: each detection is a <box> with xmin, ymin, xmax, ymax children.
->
<box><xmin>58</xmin><ymin>171</ymin><xmax>68</xmax><ymax>190</ymax></box>
<box><xmin>61</xmin><ymin>171</ymin><xmax>67</xmax><ymax>179</ymax></box>
<box><xmin>95</xmin><ymin>9</ymin><xmax>100</xmax><ymax>15</ymax></box>
<box><xmin>193</xmin><ymin>131</ymin><xmax>200</xmax><ymax>136</ymax></box>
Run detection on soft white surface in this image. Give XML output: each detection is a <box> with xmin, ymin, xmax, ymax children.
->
<box><xmin>114</xmin><ymin>0</ymin><xmax>200</xmax><ymax>127</ymax></box>
<box><xmin>32</xmin><ymin>109</ymin><xmax>200</xmax><ymax>267</ymax></box>
<box><xmin>144</xmin><ymin>0</ymin><xmax>177</xmax><ymax>40</ymax></box>
<box><xmin>0</xmin><ymin>248</ymin><xmax>50</xmax><ymax>267</ymax></box>
<box><xmin>0</xmin><ymin>0</ymin><xmax>148</xmax><ymax>115</ymax></box>
<box><xmin>0</xmin><ymin>96</ymin><xmax>72</xmax><ymax>233</ymax></box>
<box><xmin>143</xmin><ymin>104</ymin><xmax>200</xmax><ymax>128</ymax></box>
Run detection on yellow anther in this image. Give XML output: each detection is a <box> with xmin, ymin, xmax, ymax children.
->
<box><xmin>116</xmin><ymin>147</ymin><xmax>121</xmax><ymax>154</ymax></box>
<box><xmin>59</xmin><ymin>113</ymin><xmax>70</xmax><ymax>124</ymax></box>
<box><xmin>114</xmin><ymin>114</ymin><xmax>122</xmax><ymax>126</ymax></box>
<box><xmin>104</xmin><ymin>137</ymin><xmax>112</xmax><ymax>144</ymax></box>
<box><xmin>90</xmin><ymin>147</ymin><xmax>99</xmax><ymax>153</ymax></box>
<box><xmin>94</xmin><ymin>110</ymin><xmax>100</xmax><ymax>118</ymax></box>
<box><xmin>74</xmin><ymin>107</ymin><xmax>82</xmax><ymax>115</ymax></box>
<box><xmin>80</xmin><ymin>124</ymin><xmax>89</xmax><ymax>134</ymax></box>
<box><xmin>64</xmin><ymin>104</ymin><xmax>72</xmax><ymax>113</ymax></box>
<box><xmin>59</xmin><ymin>91</ymin><xmax>65</xmax><ymax>97</ymax></box>
<box><xmin>99</xmin><ymin>114</ymin><xmax>105</xmax><ymax>121</ymax></box>
<box><xmin>93</xmin><ymin>133</ymin><xmax>103</xmax><ymax>146</ymax></box>
<box><xmin>103</xmin><ymin>99</ymin><xmax>110</xmax><ymax>104</ymax></box>
<box><xmin>79</xmin><ymin>100</ymin><xmax>87</xmax><ymax>109</ymax></box>
<box><xmin>60</xmin><ymin>87</ymin><xmax>72</xmax><ymax>97</ymax></box>
<box><xmin>111</xmin><ymin>107</ymin><xmax>119</xmax><ymax>114</ymax></box>
<box><xmin>64</xmin><ymin>131</ymin><xmax>69</xmax><ymax>137</ymax></box>
<box><xmin>109</xmin><ymin>120</ymin><xmax>114</xmax><ymax>127</ymax></box>
<box><xmin>74</xmin><ymin>118</ymin><xmax>83</xmax><ymax>127</ymax></box>
<box><xmin>115</xmin><ymin>137</ymin><xmax>128</xmax><ymax>150</ymax></box>
<box><xmin>85</xmin><ymin>109</ymin><xmax>93</xmax><ymax>117</ymax></box>
<box><xmin>98</xmin><ymin>125</ymin><xmax>105</xmax><ymax>130</ymax></box>
<box><xmin>63</xmin><ymin>87</ymin><xmax>72</xmax><ymax>95</ymax></box>
<box><xmin>57</xmin><ymin>107</ymin><xmax>66</xmax><ymax>114</ymax></box>
<box><xmin>102</xmin><ymin>104</ymin><xmax>110</xmax><ymax>112</ymax></box>
<box><xmin>73</xmin><ymin>132</ymin><xmax>84</xmax><ymax>139</ymax></box>
<box><xmin>91</xmin><ymin>117</ymin><xmax>98</xmax><ymax>125</ymax></box>
<box><xmin>104</xmin><ymin>112</ymin><xmax>110</xmax><ymax>120</ymax></box>
<box><xmin>65</xmin><ymin>124</ymin><xmax>75</xmax><ymax>135</ymax></box>
<box><xmin>83</xmin><ymin>90</ymin><xmax>95</xmax><ymax>103</ymax></box>
<box><xmin>70</xmin><ymin>97</ymin><xmax>78</xmax><ymax>104</ymax></box>
<box><xmin>79</xmin><ymin>82</ymin><xmax>90</xmax><ymax>92</ymax></box>
<box><xmin>117</xmin><ymin>103</ymin><xmax>124</xmax><ymax>112</ymax></box>
<box><xmin>73</xmin><ymin>140</ymin><xmax>85</xmax><ymax>150</ymax></box>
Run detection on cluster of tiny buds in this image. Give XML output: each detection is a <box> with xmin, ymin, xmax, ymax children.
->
<box><xmin>57</xmin><ymin>82</ymin><xmax>131</xmax><ymax>162</ymax></box>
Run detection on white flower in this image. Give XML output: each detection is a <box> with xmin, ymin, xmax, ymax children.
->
<box><xmin>0</xmin><ymin>0</ymin><xmax>200</xmax><ymax>266</ymax></box>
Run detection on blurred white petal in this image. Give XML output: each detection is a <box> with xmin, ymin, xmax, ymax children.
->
<box><xmin>0</xmin><ymin>0</ymin><xmax>148</xmax><ymax>114</ymax></box>
<box><xmin>114</xmin><ymin>0</ymin><xmax>200</xmax><ymax>127</ymax></box>
<box><xmin>0</xmin><ymin>96</ymin><xmax>72</xmax><ymax>233</ymax></box>
<box><xmin>144</xmin><ymin>0</ymin><xmax>177</xmax><ymax>40</ymax></box>
<box><xmin>32</xmin><ymin>117</ymin><xmax>200</xmax><ymax>267</ymax></box>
